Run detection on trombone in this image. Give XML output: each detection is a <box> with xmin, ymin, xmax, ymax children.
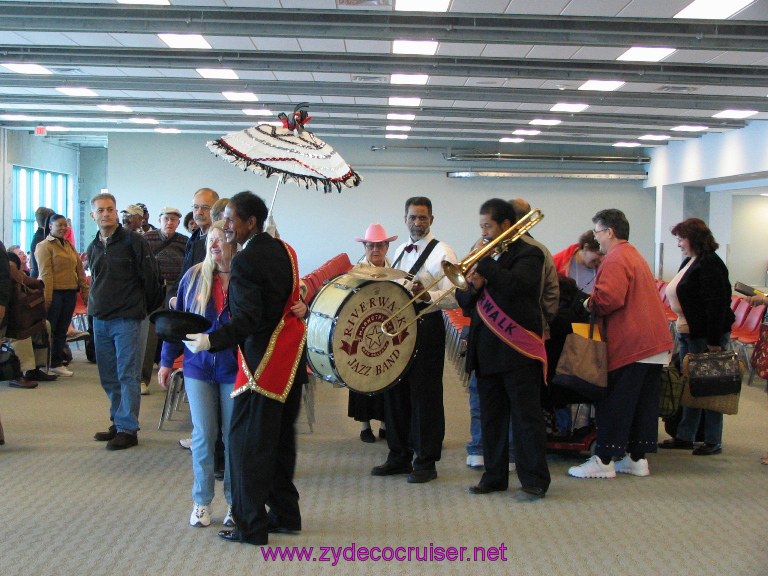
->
<box><xmin>380</xmin><ymin>208</ymin><xmax>544</xmax><ymax>338</ymax></box>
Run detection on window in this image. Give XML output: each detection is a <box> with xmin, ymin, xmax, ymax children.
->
<box><xmin>12</xmin><ymin>166</ymin><xmax>71</xmax><ymax>251</ymax></box>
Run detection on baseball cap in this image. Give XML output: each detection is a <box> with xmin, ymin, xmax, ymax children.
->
<box><xmin>159</xmin><ymin>206</ymin><xmax>182</xmax><ymax>218</ymax></box>
<box><xmin>121</xmin><ymin>204</ymin><xmax>143</xmax><ymax>217</ymax></box>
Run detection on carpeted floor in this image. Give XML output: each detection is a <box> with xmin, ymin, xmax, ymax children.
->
<box><xmin>1</xmin><ymin>349</ymin><xmax>767</xmax><ymax>575</ymax></box>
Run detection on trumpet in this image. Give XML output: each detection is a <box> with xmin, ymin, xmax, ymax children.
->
<box><xmin>380</xmin><ymin>208</ymin><xmax>544</xmax><ymax>338</ymax></box>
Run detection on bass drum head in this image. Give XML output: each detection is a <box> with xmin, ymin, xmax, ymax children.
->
<box><xmin>332</xmin><ymin>279</ymin><xmax>417</xmax><ymax>394</ymax></box>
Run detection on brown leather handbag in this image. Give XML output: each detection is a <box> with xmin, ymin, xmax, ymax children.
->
<box><xmin>6</xmin><ymin>280</ymin><xmax>46</xmax><ymax>340</ymax></box>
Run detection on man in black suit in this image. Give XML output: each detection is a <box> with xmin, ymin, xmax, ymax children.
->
<box><xmin>184</xmin><ymin>191</ymin><xmax>306</xmax><ymax>546</ymax></box>
<box><xmin>456</xmin><ymin>198</ymin><xmax>551</xmax><ymax>502</ymax></box>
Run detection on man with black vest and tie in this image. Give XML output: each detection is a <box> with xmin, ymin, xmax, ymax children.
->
<box><xmin>371</xmin><ymin>196</ymin><xmax>458</xmax><ymax>484</ymax></box>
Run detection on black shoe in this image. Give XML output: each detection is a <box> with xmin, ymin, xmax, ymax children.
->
<box><xmin>407</xmin><ymin>469</ymin><xmax>437</xmax><ymax>484</ymax></box>
<box><xmin>693</xmin><ymin>443</ymin><xmax>722</xmax><ymax>456</ymax></box>
<box><xmin>360</xmin><ymin>428</ymin><xmax>376</xmax><ymax>443</ymax></box>
<box><xmin>218</xmin><ymin>529</ymin><xmax>267</xmax><ymax>546</ymax></box>
<box><xmin>94</xmin><ymin>425</ymin><xmax>117</xmax><ymax>442</ymax></box>
<box><xmin>371</xmin><ymin>461</ymin><xmax>413</xmax><ymax>476</ymax></box>
<box><xmin>513</xmin><ymin>487</ymin><xmax>546</xmax><ymax>502</ymax></box>
<box><xmin>468</xmin><ymin>483</ymin><xmax>506</xmax><ymax>495</ymax></box>
<box><xmin>658</xmin><ymin>438</ymin><xmax>694</xmax><ymax>449</ymax></box>
<box><xmin>25</xmin><ymin>369</ymin><xmax>57</xmax><ymax>382</ymax></box>
<box><xmin>267</xmin><ymin>512</ymin><xmax>301</xmax><ymax>534</ymax></box>
<box><xmin>378</xmin><ymin>428</ymin><xmax>386</xmax><ymax>440</ymax></box>
<box><xmin>106</xmin><ymin>432</ymin><xmax>138</xmax><ymax>450</ymax></box>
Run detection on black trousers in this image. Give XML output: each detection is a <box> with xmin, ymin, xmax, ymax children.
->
<box><xmin>47</xmin><ymin>289</ymin><xmax>77</xmax><ymax>368</ymax></box>
<box><xmin>477</xmin><ymin>363</ymin><xmax>551</xmax><ymax>493</ymax></box>
<box><xmin>595</xmin><ymin>362</ymin><xmax>661</xmax><ymax>459</ymax></box>
<box><xmin>382</xmin><ymin>312</ymin><xmax>446</xmax><ymax>471</ymax></box>
<box><xmin>228</xmin><ymin>380</ymin><xmax>302</xmax><ymax>543</ymax></box>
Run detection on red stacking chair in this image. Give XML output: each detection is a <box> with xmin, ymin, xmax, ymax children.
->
<box><xmin>158</xmin><ymin>355</ymin><xmax>185</xmax><ymax>430</ymax></box>
<box><xmin>730</xmin><ymin>298</ymin><xmax>751</xmax><ymax>333</ymax></box>
<box><xmin>731</xmin><ymin>304</ymin><xmax>767</xmax><ymax>378</ymax></box>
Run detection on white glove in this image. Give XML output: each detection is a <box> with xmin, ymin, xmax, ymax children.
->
<box><xmin>184</xmin><ymin>333</ymin><xmax>210</xmax><ymax>353</ymax></box>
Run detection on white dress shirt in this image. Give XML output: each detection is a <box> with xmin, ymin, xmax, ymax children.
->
<box><xmin>391</xmin><ymin>232</ymin><xmax>458</xmax><ymax>312</ymax></box>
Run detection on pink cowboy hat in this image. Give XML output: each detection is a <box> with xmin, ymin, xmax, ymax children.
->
<box><xmin>354</xmin><ymin>223</ymin><xmax>397</xmax><ymax>243</ymax></box>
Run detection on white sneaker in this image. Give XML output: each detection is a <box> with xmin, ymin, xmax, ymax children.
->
<box><xmin>568</xmin><ymin>455</ymin><xmax>616</xmax><ymax>479</ymax></box>
<box><xmin>140</xmin><ymin>382</ymin><xmax>150</xmax><ymax>395</ymax></box>
<box><xmin>223</xmin><ymin>506</ymin><xmax>235</xmax><ymax>527</ymax></box>
<box><xmin>178</xmin><ymin>438</ymin><xmax>192</xmax><ymax>450</ymax></box>
<box><xmin>48</xmin><ymin>366</ymin><xmax>73</xmax><ymax>377</ymax></box>
<box><xmin>466</xmin><ymin>454</ymin><xmax>484</xmax><ymax>469</ymax></box>
<box><xmin>189</xmin><ymin>503</ymin><xmax>211</xmax><ymax>527</ymax></box>
<box><xmin>615</xmin><ymin>455</ymin><xmax>650</xmax><ymax>477</ymax></box>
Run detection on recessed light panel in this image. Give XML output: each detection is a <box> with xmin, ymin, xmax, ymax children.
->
<box><xmin>158</xmin><ymin>34</ymin><xmax>211</xmax><ymax>49</ymax></box>
<box><xmin>155</xmin><ymin>127</ymin><xmax>181</xmax><ymax>133</ymax></box>
<box><xmin>638</xmin><ymin>134</ymin><xmax>671</xmax><ymax>141</ymax></box>
<box><xmin>390</xmin><ymin>74</ymin><xmax>429</xmax><ymax>85</ymax></box>
<box><xmin>395</xmin><ymin>0</ymin><xmax>450</xmax><ymax>11</ymax></box>
<box><xmin>387</xmin><ymin>113</ymin><xmax>416</xmax><ymax>121</ymax></box>
<box><xmin>513</xmin><ymin>129</ymin><xmax>540</xmax><ymax>136</ymax></box>
<box><xmin>670</xmin><ymin>125</ymin><xmax>708</xmax><ymax>132</ymax></box>
<box><xmin>550</xmin><ymin>103</ymin><xmax>589</xmax><ymax>113</ymax></box>
<box><xmin>578</xmin><ymin>80</ymin><xmax>625</xmax><ymax>91</ymax></box>
<box><xmin>392</xmin><ymin>40</ymin><xmax>438</xmax><ymax>55</ymax></box>
<box><xmin>529</xmin><ymin>119</ymin><xmax>561</xmax><ymax>126</ymax></box>
<box><xmin>129</xmin><ymin>117</ymin><xmax>159</xmax><ymax>125</ymax></box>
<box><xmin>388</xmin><ymin>97</ymin><xmax>421</xmax><ymax>107</ymax></box>
<box><xmin>98</xmin><ymin>104</ymin><xmax>133</xmax><ymax>113</ymax></box>
<box><xmin>2</xmin><ymin>63</ymin><xmax>52</xmax><ymax>75</ymax></box>
<box><xmin>243</xmin><ymin>108</ymin><xmax>273</xmax><ymax>116</ymax></box>
<box><xmin>197</xmin><ymin>68</ymin><xmax>239</xmax><ymax>80</ymax></box>
<box><xmin>57</xmin><ymin>87</ymin><xmax>98</xmax><ymax>97</ymax></box>
<box><xmin>613</xmin><ymin>142</ymin><xmax>642</xmax><ymax>147</ymax></box>
<box><xmin>674</xmin><ymin>0</ymin><xmax>755</xmax><ymax>19</ymax></box>
<box><xmin>386</xmin><ymin>133</ymin><xmax>408</xmax><ymax>139</ymax></box>
<box><xmin>222</xmin><ymin>91</ymin><xmax>259</xmax><ymax>102</ymax></box>
<box><xmin>713</xmin><ymin>109</ymin><xmax>758</xmax><ymax>119</ymax></box>
<box><xmin>386</xmin><ymin>125</ymin><xmax>412</xmax><ymax>131</ymax></box>
<box><xmin>499</xmin><ymin>137</ymin><xmax>524</xmax><ymax>143</ymax></box>
<box><xmin>617</xmin><ymin>47</ymin><xmax>676</xmax><ymax>62</ymax></box>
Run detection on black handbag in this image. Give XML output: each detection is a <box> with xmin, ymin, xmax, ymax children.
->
<box><xmin>683</xmin><ymin>351</ymin><xmax>744</xmax><ymax>397</ymax></box>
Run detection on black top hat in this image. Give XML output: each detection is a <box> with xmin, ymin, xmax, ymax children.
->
<box><xmin>149</xmin><ymin>310</ymin><xmax>212</xmax><ymax>343</ymax></box>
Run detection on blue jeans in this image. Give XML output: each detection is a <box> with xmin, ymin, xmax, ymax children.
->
<box><xmin>676</xmin><ymin>332</ymin><xmax>729</xmax><ymax>446</ymax></box>
<box><xmin>93</xmin><ymin>317</ymin><xmax>142</xmax><ymax>433</ymax></box>
<box><xmin>185</xmin><ymin>377</ymin><xmax>234</xmax><ymax>506</ymax></box>
<box><xmin>467</xmin><ymin>372</ymin><xmax>515</xmax><ymax>462</ymax></box>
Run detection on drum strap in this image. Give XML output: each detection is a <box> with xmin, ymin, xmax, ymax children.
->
<box><xmin>392</xmin><ymin>238</ymin><xmax>439</xmax><ymax>276</ymax></box>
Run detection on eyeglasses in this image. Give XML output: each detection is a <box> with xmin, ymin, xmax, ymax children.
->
<box><xmin>192</xmin><ymin>204</ymin><xmax>212</xmax><ymax>211</ymax></box>
<box><xmin>593</xmin><ymin>227</ymin><xmax>609</xmax><ymax>236</ymax></box>
<box><xmin>364</xmin><ymin>242</ymin><xmax>387</xmax><ymax>249</ymax></box>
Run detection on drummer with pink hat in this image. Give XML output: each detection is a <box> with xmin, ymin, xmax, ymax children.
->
<box><xmin>348</xmin><ymin>223</ymin><xmax>398</xmax><ymax>442</ymax></box>
<box><xmin>355</xmin><ymin>223</ymin><xmax>398</xmax><ymax>268</ymax></box>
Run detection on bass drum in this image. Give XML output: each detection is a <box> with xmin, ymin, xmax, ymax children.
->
<box><xmin>307</xmin><ymin>273</ymin><xmax>417</xmax><ymax>394</ymax></box>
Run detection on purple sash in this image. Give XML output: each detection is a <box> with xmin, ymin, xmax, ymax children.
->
<box><xmin>476</xmin><ymin>290</ymin><xmax>547</xmax><ymax>377</ymax></box>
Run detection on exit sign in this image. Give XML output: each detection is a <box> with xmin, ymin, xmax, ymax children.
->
<box><xmin>34</xmin><ymin>125</ymin><xmax>46</xmax><ymax>135</ymax></box>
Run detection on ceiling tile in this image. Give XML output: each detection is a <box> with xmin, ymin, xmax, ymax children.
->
<box><xmin>14</xmin><ymin>31</ymin><xmax>78</xmax><ymax>46</ymax></box>
<box><xmin>450</xmin><ymin>0</ymin><xmax>511</xmax><ymax>12</ymax></box>
<box><xmin>117</xmin><ymin>67</ymin><xmax>163</xmax><ymax>78</ymax></box>
<box><xmin>273</xmin><ymin>71</ymin><xmax>316</xmax><ymax>81</ymax></box>
<box><xmin>437</xmin><ymin>43</ymin><xmax>487</xmax><ymax>57</ymax></box>
<box><xmin>207</xmin><ymin>36</ymin><xmax>258</xmax><ymax>50</ymax></box>
<box><xmin>354</xmin><ymin>97</ymin><xmax>389</xmax><ymax>105</ymax></box>
<box><xmin>503</xmin><ymin>78</ymin><xmax>548</xmax><ymax>89</ymax></box>
<box><xmin>561</xmin><ymin>0</ymin><xmax>636</xmax><ymax>17</ymax></box>
<box><xmin>505</xmin><ymin>0</ymin><xmax>570</xmax><ymax>15</ymax></box>
<box><xmin>320</xmin><ymin>96</ymin><xmax>357</xmax><ymax>104</ymax></box>
<box><xmin>527</xmin><ymin>44</ymin><xmax>580</xmax><ymax>59</ymax></box>
<box><xmin>345</xmin><ymin>39</ymin><xmax>391</xmax><ymax>53</ymax></box>
<box><xmin>251</xmin><ymin>37</ymin><xmax>302</xmax><ymax>51</ymax></box>
<box><xmin>570</xmin><ymin>46</ymin><xmax>627</xmax><ymax>61</ymax></box>
<box><xmin>481</xmin><ymin>44</ymin><xmax>533</xmax><ymax>58</ymax></box>
<box><xmin>110</xmin><ymin>33</ymin><xmax>166</xmax><ymax>48</ymax></box>
<box><xmin>428</xmin><ymin>76</ymin><xmax>470</xmax><ymax>86</ymax></box>
<box><xmin>312</xmin><ymin>72</ymin><xmax>352</xmax><ymax>82</ymax></box>
<box><xmin>298</xmin><ymin>38</ymin><xmax>347</xmax><ymax>52</ymax></box>
<box><xmin>0</xmin><ymin>32</ymin><xmax>31</xmax><ymax>44</ymax></box>
<box><xmin>705</xmin><ymin>51</ymin><xmax>768</xmax><ymax>65</ymax></box>
<box><xmin>281</xmin><ymin>0</ymin><xmax>338</xmax><ymax>7</ymax></box>
<box><xmin>237</xmin><ymin>71</ymin><xmax>278</xmax><ymax>81</ymax></box>
<box><xmin>62</xmin><ymin>32</ymin><xmax>123</xmax><ymax>47</ymax></box>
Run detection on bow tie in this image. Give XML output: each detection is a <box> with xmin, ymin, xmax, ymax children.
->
<box><xmin>404</xmin><ymin>243</ymin><xmax>418</xmax><ymax>253</ymax></box>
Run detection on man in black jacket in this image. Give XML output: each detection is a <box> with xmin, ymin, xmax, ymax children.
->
<box><xmin>29</xmin><ymin>206</ymin><xmax>54</xmax><ymax>278</ymax></box>
<box><xmin>87</xmin><ymin>193</ymin><xmax>161</xmax><ymax>450</ymax></box>
<box><xmin>185</xmin><ymin>191</ymin><xmax>307</xmax><ymax>546</ymax></box>
<box><xmin>456</xmin><ymin>199</ymin><xmax>551</xmax><ymax>501</ymax></box>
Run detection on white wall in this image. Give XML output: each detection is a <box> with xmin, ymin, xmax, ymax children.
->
<box><xmin>0</xmin><ymin>128</ymin><xmax>80</xmax><ymax>246</ymax></box>
<box><xmin>107</xmin><ymin>132</ymin><xmax>655</xmax><ymax>274</ymax></box>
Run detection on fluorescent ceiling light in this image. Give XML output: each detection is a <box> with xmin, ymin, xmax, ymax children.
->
<box><xmin>578</xmin><ymin>80</ymin><xmax>625</xmax><ymax>91</ymax></box>
<box><xmin>243</xmin><ymin>108</ymin><xmax>273</xmax><ymax>116</ymax></box>
<box><xmin>551</xmin><ymin>103</ymin><xmax>589</xmax><ymax>113</ymax></box>
<box><xmin>674</xmin><ymin>0</ymin><xmax>755</xmax><ymax>19</ymax></box>
<box><xmin>513</xmin><ymin>129</ymin><xmax>540</xmax><ymax>136</ymax></box>
<box><xmin>117</xmin><ymin>0</ymin><xmax>170</xmax><ymax>4</ymax></box>
<box><xmin>395</xmin><ymin>0</ymin><xmax>450</xmax><ymax>11</ymax></box>
<box><xmin>529</xmin><ymin>119</ymin><xmax>561</xmax><ymax>126</ymax></box>
<box><xmin>638</xmin><ymin>134</ymin><xmax>671</xmax><ymax>141</ymax></box>
<box><xmin>613</xmin><ymin>142</ymin><xmax>642</xmax><ymax>147</ymax></box>
<box><xmin>617</xmin><ymin>47</ymin><xmax>676</xmax><ymax>62</ymax></box>
<box><xmin>713</xmin><ymin>109</ymin><xmax>758</xmax><ymax>119</ymax></box>
<box><xmin>390</xmin><ymin>74</ymin><xmax>429</xmax><ymax>85</ymax></box>
<box><xmin>197</xmin><ymin>68</ymin><xmax>239</xmax><ymax>80</ymax></box>
<box><xmin>386</xmin><ymin>125</ymin><xmax>412</xmax><ymax>131</ymax></box>
<box><xmin>222</xmin><ymin>91</ymin><xmax>259</xmax><ymax>102</ymax></box>
<box><xmin>670</xmin><ymin>125</ymin><xmax>708</xmax><ymax>132</ymax></box>
<box><xmin>499</xmin><ymin>137</ymin><xmax>524</xmax><ymax>143</ymax></box>
<box><xmin>57</xmin><ymin>87</ymin><xmax>98</xmax><ymax>97</ymax></box>
<box><xmin>129</xmin><ymin>117</ymin><xmax>159</xmax><ymax>125</ymax></box>
<box><xmin>1</xmin><ymin>114</ymin><xmax>36</xmax><ymax>121</ymax></box>
<box><xmin>386</xmin><ymin>134</ymin><xmax>408</xmax><ymax>139</ymax></box>
<box><xmin>388</xmin><ymin>97</ymin><xmax>421</xmax><ymax>107</ymax></box>
<box><xmin>158</xmin><ymin>34</ymin><xmax>211</xmax><ymax>50</ymax></box>
<box><xmin>2</xmin><ymin>63</ymin><xmax>52</xmax><ymax>75</ymax></box>
<box><xmin>155</xmin><ymin>127</ymin><xmax>181</xmax><ymax>133</ymax></box>
<box><xmin>392</xmin><ymin>40</ymin><xmax>438</xmax><ymax>56</ymax></box>
<box><xmin>387</xmin><ymin>113</ymin><xmax>416</xmax><ymax>121</ymax></box>
<box><xmin>46</xmin><ymin>126</ymin><xmax>69</xmax><ymax>132</ymax></box>
<box><xmin>98</xmin><ymin>104</ymin><xmax>133</xmax><ymax>113</ymax></box>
